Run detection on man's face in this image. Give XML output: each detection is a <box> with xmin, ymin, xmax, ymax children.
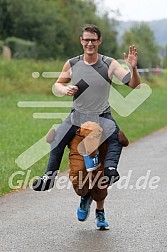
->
<box><xmin>80</xmin><ymin>31</ymin><xmax>102</xmax><ymax>55</ymax></box>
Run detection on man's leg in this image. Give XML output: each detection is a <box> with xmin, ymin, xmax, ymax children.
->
<box><xmin>95</xmin><ymin>200</ymin><xmax>109</xmax><ymax>230</ymax></box>
<box><xmin>77</xmin><ymin>192</ymin><xmax>93</xmax><ymax>221</ymax></box>
<box><xmin>96</xmin><ymin>200</ymin><xmax>104</xmax><ymax>210</ymax></box>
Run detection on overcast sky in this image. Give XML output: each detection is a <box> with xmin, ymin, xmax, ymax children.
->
<box><xmin>97</xmin><ymin>0</ymin><xmax>167</xmax><ymax>21</ymax></box>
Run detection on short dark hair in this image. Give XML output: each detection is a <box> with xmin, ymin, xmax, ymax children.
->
<box><xmin>81</xmin><ymin>24</ymin><xmax>101</xmax><ymax>39</ymax></box>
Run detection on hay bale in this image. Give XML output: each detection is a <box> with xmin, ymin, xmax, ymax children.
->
<box><xmin>2</xmin><ymin>46</ymin><xmax>12</xmax><ymax>59</ymax></box>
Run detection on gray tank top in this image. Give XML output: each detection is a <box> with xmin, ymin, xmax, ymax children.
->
<box><xmin>69</xmin><ymin>54</ymin><xmax>112</xmax><ymax>115</ymax></box>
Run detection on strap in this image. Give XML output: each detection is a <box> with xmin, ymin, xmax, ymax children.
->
<box><xmin>101</xmin><ymin>55</ymin><xmax>112</xmax><ymax>68</ymax></box>
<box><xmin>69</xmin><ymin>55</ymin><xmax>83</xmax><ymax>67</ymax></box>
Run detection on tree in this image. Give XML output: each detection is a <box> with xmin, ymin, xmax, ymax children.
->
<box><xmin>0</xmin><ymin>0</ymin><xmax>118</xmax><ymax>59</ymax></box>
<box><xmin>120</xmin><ymin>23</ymin><xmax>159</xmax><ymax>68</ymax></box>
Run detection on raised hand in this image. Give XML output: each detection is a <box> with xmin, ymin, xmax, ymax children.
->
<box><xmin>124</xmin><ymin>45</ymin><xmax>138</xmax><ymax>69</ymax></box>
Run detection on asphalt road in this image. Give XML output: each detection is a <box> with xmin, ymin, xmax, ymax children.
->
<box><xmin>0</xmin><ymin>127</ymin><xmax>167</xmax><ymax>252</ymax></box>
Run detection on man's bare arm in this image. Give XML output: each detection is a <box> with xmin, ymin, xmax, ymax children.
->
<box><xmin>124</xmin><ymin>45</ymin><xmax>140</xmax><ymax>88</ymax></box>
<box><xmin>109</xmin><ymin>45</ymin><xmax>140</xmax><ymax>89</ymax></box>
<box><xmin>54</xmin><ymin>60</ymin><xmax>78</xmax><ymax>96</ymax></box>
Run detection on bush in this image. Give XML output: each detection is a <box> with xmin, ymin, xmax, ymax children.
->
<box><xmin>0</xmin><ymin>40</ymin><xmax>4</xmax><ymax>54</ymax></box>
<box><xmin>5</xmin><ymin>37</ymin><xmax>37</xmax><ymax>59</ymax></box>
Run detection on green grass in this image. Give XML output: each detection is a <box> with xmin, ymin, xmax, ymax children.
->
<box><xmin>0</xmin><ymin>93</ymin><xmax>72</xmax><ymax>195</ymax></box>
<box><xmin>0</xmin><ymin>57</ymin><xmax>64</xmax><ymax>95</ymax></box>
<box><xmin>112</xmin><ymin>81</ymin><xmax>167</xmax><ymax>142</ymax></box>
<box><xmin>0</xmin><ymin>58</ymin><xmax>167</xmax><ymax>196</ymax></box>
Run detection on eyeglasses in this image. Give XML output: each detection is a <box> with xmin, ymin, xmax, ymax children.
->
<box><xmin>82</xmin><ymin>38</ymin><xmax>99</xmax><ymax>44</ymax></box>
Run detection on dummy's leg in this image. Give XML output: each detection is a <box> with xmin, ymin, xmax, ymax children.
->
<box><xmin>99</xmin><ymin>113</ymin><xmax>123</xmax><ymax>184</ymax></box>
<box><xmin>32</xmin><ymin>118</ymin><xmax>79</xmax><ymax>191</ymax></box>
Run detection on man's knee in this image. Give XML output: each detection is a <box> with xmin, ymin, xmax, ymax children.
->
<box><xmin>73</xmin><ymin>185</ymin><xmax>89</xmax><ymax>197</ymax></box>
<box><xmin>90</xmin><ymin>188</ymin><xmax>108</xmax><ymax>202</ymax></box>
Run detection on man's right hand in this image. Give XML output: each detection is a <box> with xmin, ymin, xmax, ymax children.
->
<box><xmin>64</xmin><ymin>85</ymin><xmax>78</xmax><ymax>96</ymax></box>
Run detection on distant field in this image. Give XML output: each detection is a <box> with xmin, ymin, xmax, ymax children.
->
<box><xmin>0</xmin><ymin>58</ymin><xmax>167</xmax><ymax>196</ymax></box>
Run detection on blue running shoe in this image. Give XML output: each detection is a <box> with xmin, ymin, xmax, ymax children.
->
<box><xmin>95</xmin><ymin>211</ymin><xmax>110</xmax><ymax>230</ymax></box>
<box><xmin>77</xmin><ymin>195</ymin><xmax>93</xmax><ymax>221</ymax></box>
